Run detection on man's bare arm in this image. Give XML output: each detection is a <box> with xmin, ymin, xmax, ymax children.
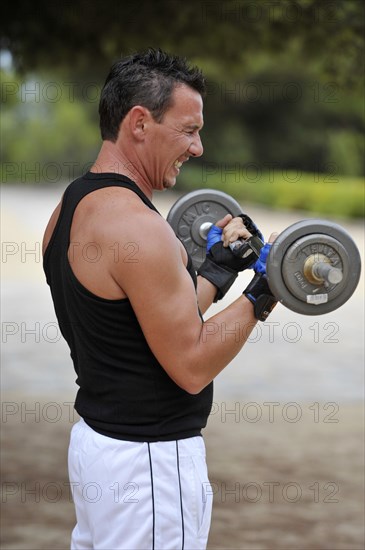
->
<box><xmin>112</xmin><ymin>210</ymin><xmax>257</xmax><ymax>395</ymax></box>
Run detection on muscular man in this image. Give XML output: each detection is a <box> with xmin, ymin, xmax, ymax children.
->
<box><xmin>43</xmin><ymin>49</ymin><xmax>276</xmax><ymax>549</ymax></box>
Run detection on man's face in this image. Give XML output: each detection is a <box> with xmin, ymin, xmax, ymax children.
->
<box><xmin>145</xmin><ymin>84</ymin><xmax>204</xmax><ymax>190</ymax></box>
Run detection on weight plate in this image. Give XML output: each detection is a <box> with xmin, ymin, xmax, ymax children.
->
<box><xmin>167</xmin><ymin>189</ymin><xmax>242</xmax><ymax>269</ymax></box>
<box><xmin>282</xmin><ymin>234</ymin><xmax>348</xmax><ymax>302</ymax></box>
<box><xmin>267</xmin><ymin>219</ymin><xmax>361</xmax><ymax>315</ymax></box>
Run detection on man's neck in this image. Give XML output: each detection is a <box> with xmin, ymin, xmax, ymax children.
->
<box><xmin>90</xmin><ymin>140</ymin><xmax>154</xmax><ymax>200</ymax></box>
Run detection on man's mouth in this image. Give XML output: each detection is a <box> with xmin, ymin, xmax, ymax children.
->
<box><xmin>174</xmin><ymin>160</ymin><xmax>183</xmax><ymax>169</ymax></box>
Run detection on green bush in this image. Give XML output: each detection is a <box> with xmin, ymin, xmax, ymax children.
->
<box><xmin>1</xmin><ymin>71</ymin><xmax>100</xmax><ymax>184</ymax></box>
<box><xmin>178</xmin><ymin>165</ymin><xmax>364</xmax><ymax>219</ymax></box>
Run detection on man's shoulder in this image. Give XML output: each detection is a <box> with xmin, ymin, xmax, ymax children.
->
<box><xmin>89</xmin><ymin>186</ymin><xmax>172</xmax><ymax>244</ymax></box>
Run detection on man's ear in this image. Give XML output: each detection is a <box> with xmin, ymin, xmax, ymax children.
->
<box><xmin>128</xmin><ymin>105</ymin><xmax>151</xmax><ymax>141</ymax></box>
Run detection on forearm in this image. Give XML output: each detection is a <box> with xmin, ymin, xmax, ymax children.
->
<box><xmin>196</xmin><ymin>275</ymin><xmax>217</xmax><ymax>314</ymax></box>
<box><xmin>190</xmin><ymin>224</ymin><xmax>277</xmax><ymax>390</ymax></box>
<box><xmin>186</xmin><ymin>295</ymin><xmax>258</xmax><ymax>393</ymax></box>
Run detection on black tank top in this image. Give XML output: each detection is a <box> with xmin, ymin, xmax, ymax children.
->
<box><xmin>43</xmin><ymin>172</ymin><xmax>213</xmax><ymax>442</ymax></box>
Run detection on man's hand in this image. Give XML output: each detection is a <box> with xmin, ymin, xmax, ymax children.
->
<box><xmin>208</xmin><ymin>214</ymin><xmax>254</xmax><ymax>248</ymax></box>
<box><xmin>243</xmin><ymin>232</ymin><xmax>278</xmax><ymax>321</ymax></box>
<box><xmin>218</xmin><ymin>214</ymin><xmax>253</xmax><ymax>247</ymax></box>
<box><xmin>197</xmin><ymin>214</ymin><xmax>264</xmax><ymax>301</ymax></box>
<box><xmin>251</xmin><ymin>232</ymin><xmax>278</xmax><ymax>274</ymax></box>
<box><xmin>206</xmin><ymin>214</ymin><xmax>264</xmax><ymax>271</ymax></box>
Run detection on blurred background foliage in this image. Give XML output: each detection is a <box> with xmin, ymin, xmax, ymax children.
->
<box><xmin>1</xmin><ymin>0</ymin><xmax>364</xmax><ymax>216</ymax></box>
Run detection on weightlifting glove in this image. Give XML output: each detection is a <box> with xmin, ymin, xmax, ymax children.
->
<box><xmin>197</xmin><ymin>229</ymin><xmax>238</xmax><ymax>301</ymax></box>
<box><xmin>251</xmin><ymin>242</ymin><xmax>271</xmax><ymax>275</ymax></box>
<box><xmin>238</xmin><ymin>213</ymin><xmax>264</xmax><ymax>242</ymax></box>
<box><xmin>220</xmin><ymin>213</ymin><xmax>265</xmax><ymax>265</ymax></box>
<box><xmin>243</xmin><ymin>243</ymin><xmax>277</xmax><ymax>321</ymax></box>
<box><xmin>207</xmin><ymin>213</ymin><xmax>264</xmax><ymax>256</ymax></box>
<box><xmin>197</xmin><ymin>218</ymin><xmax>264</xmax><ymax>302</ymax></box>
<box><xmin>207</xmin><ymin>227</ymin><xmax>264</xmax><ymax>272</ymax></box>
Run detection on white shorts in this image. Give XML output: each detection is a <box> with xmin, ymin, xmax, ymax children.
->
<box><xmin>68</xmin><ymin>419</ymin><xmax>213</xmax><ymax>549</ymax></box>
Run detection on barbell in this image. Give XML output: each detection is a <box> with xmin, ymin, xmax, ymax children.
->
<box><xmin>166</xmin><ymin>189</ymin><xmax>361</xmax><ymax>315</ymax></box>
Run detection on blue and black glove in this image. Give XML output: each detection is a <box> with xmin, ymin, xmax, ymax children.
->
<box><xmin>197</xmin><ymin>214</ymin><xmax>264</xmax><ymax>302</ymax></box>
<box><xmin>243</xmin><ymin>243</ymin><xmax>277</xmax><ymax>321</ymax></box>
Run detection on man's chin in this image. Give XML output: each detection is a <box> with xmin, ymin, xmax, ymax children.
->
<box><xmin>162</xmin><ymin>177</ymin><xmax>177</xmax><ymax>190</ymax></box>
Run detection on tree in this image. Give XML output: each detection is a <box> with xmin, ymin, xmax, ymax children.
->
<box><xmin>1</xmin><ymin>0</ymin><xmax>364</xmax><ymax>180</ymax></box>
<box><xmin>1</xmin><ymin>0</ymin><xmax>364</xmax><ymax>88</ymax></box>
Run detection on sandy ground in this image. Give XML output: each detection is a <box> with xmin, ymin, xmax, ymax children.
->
<box><xmin>1</xmin><ymin>184</ymin><xmax>364</xmax><ymax>549</ymax></box>
<box><xmin>1</xmin><ymin>404</ymin><xmax>364</xmax><ymax>549</ymax></box>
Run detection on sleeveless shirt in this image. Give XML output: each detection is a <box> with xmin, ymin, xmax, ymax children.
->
<box><xmin>43</xmin><ymin>172</ymin><xmax>213</xmax><ymax>442</ymax></box>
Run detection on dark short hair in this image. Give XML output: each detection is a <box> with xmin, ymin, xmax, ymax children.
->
<box><xmin>99</xmin><ymin>48</ymin><xmax>206</xmax><ymax>141</ymax></box>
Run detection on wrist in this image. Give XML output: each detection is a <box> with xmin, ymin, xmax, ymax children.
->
<box><xmin>243</xmin><ymin>273</ymin><xmax>277</xmax><ymax>321</ymax></box>
<box><xmin>197</xmin><ymin>256</ymin><xmax>237</xmax><ymax>302</ymax></box>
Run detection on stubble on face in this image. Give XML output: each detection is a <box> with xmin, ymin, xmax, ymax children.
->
<box><xmin>154</xmin><ymin>85</ymin><xmax>204</xmax><ymax>191</ymax></box>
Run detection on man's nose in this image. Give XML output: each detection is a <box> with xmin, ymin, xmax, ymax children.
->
<box><xmin>188</xmin><ymin>134</ymin><xmax>203</xmax><ymax>157</ymax></box>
